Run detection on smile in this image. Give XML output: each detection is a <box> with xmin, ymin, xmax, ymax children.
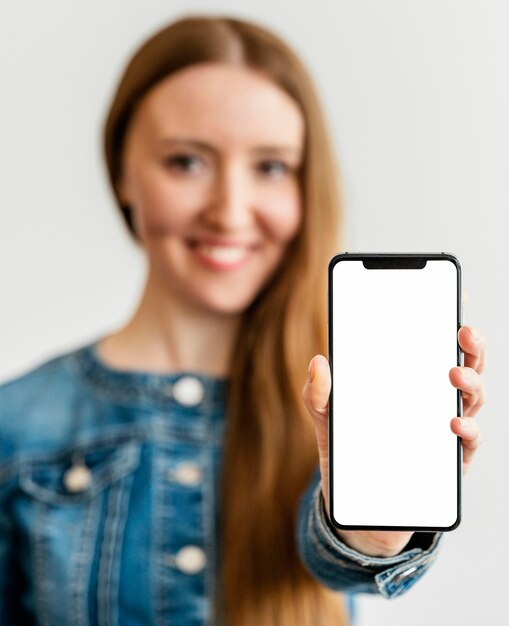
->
<box><xmin>186</xmin><ymin>241</ymin><xmax>254</xmax><ymax>270</ymax></box>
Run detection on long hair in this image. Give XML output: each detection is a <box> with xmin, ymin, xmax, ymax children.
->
<box><xmin>103</xmin><ymin>15</ymin><xmax>347</xmax><ymax>625</ymax></box>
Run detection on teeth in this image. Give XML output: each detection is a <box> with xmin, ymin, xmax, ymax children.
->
<box><xmin>195</xmin><ymin>244</ymin><xmax>248</xmax><ymax>263</ymax></box>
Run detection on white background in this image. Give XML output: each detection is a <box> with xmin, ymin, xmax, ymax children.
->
<box><xmin>1</xmin><ymin>1</ymin><xmax>506</xmax><ymax>624</ymax></box>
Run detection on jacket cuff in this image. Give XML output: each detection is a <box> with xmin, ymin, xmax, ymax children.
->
<box><xmin>297</xmin><ymin>468</ymin><xmax>444</xmax><ymax>598</ymax></box>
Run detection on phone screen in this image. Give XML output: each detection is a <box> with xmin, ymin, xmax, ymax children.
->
<box><xmin>329</xmin><ymin>253</ymin><xmax>462</xmax><ymax>531</ymax></box>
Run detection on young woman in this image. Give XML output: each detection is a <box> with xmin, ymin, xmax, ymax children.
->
<box><xmin>0</xmin><ymin>15</ymin><xmax>486</xmax><ymax>626</ymax></box>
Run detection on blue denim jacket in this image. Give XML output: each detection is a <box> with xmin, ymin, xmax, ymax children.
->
<box><xmin>0</xmin><ymin>337</ymin><xmax>444</xmax><ymax>625</ymax></box>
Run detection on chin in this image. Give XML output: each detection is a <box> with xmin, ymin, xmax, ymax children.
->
<box><xmin>204</xmin><ymin>299</ymin><xmax>253</xmax><ymax>316</ymax></box>
<box><xmin>194</xmin><ymin>290</ymin><xmax>259</xmax><ymax>316</ymax></box>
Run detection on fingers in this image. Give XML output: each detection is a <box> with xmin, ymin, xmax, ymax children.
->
<box><xmin>449</xmin><ymin>365</ymin><xmax>487</xmax><ymax>417</ymax></box>
<box><xmin>450</xmin><ymin>416</ymin><xmax>484</xmax><ymax>474</ymax></box>
<box><xmin>458</xmin><ymin>325</ymin><xmax>487</xmax><ymax>374</ymax></box>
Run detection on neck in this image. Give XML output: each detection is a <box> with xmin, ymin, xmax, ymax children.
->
<box><xmin>97</xmin><ymin>268</ymin><xmax>242</xmax><ymax>377</ymax></box>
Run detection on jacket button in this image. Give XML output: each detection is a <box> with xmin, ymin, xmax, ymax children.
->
<box><xmin>173</xmin><ymin>545</ymin><xmax>207</xmax><ymax>574</ymax></box>
<box><xmin>171</xmin><ymin>376</ymin><xmax>205</xmax><ymax>407</ymax></box>
<box><xmin>168</xmin><ymin>462</ymin><xmax>203</xmax><ymax>486</ymax></box>
<box><xmin>393</xmin><ymin>565</ymin><xmax>418</xmax><ymax>584</ymax></box>
<box><xmin>63</xmin><ymin>463</ymin><xmax>92</xmax><ymax>492</ymax></box>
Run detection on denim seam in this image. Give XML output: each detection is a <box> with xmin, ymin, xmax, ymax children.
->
<box><xmin>32</xmin><ymin>501</ymin><xmax>51</xmax><ymax>626</ymax></box>
<box><xmin>20</xmin><ymin>446</ymin><xmax>139</xmax><ymax>504</ymax></box>
<box><xmin>374</xmin><ymin>533</ymin><xmax>443</xmax><ymax>587</ymax></box>
<box><xmin>203</xmin><ymin>431</ymin><xmax>214</xmax><ymax>626</ymax></box>
<box><xmin>71</xmin><ymin>352</ymin><xmax>226</xmax><ymax>414</ymax></box>
<box><xmin>9</xmin><ymin>420</ymin><xmax>216</xmax><ymax>461</ymax></box>
<box><xmin>153</xmin><ymin>454</ymin><xmax>167</xmax><ymax>626</ymax></box>
<box><xmin>98</xmin><ymin>476</ymin><xmax>128</xmax><ymax>626</ymax></box>
<box><xmin>17</xmin><ymin>438</ymin><xmax>141</xmax><ymax>462</ymax></box>
<box><xmin>69</xmin><ymin>494</ymin><xmax>102</xmax><ymax>626</ymax></box>
<box><xmin>113</xmin><ymin>472</ymin><xmax>135</xmax><ymax>622</ymax></box>
<box><xmin>374</xmin><ymin>547</ymin><xmax>442</xmax><ymax>598</ymax></box>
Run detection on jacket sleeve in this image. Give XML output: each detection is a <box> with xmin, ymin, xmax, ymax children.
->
<box><xmin>296</xmin><ymin>466</ymin><xmax>444</xmax><ymax>599</ymax></box>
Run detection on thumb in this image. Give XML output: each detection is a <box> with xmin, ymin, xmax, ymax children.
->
<box><xmin>302</xmin><ymin>355</ymin><xmax>331</xmax><ymax>422</ymax></box>
<box><xmin>302</xmin><ymin>355</ymin><xmax>331</xmax><ymax>510</ymax></box>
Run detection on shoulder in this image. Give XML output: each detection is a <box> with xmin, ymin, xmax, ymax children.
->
<box><xmin>0</xmin><ymin>342</ymin><xmax>92</xmax><ymax>461</ymax></box>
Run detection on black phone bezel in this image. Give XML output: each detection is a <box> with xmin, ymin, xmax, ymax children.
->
<box><xmin>327</xmin><ymin>252</ymin><xmax>463</xmax><ymax>532</ymax></box>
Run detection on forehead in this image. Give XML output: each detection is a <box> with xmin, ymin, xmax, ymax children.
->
<box><xmin>132</xmin><ymin>62</ymin><xmax>305</xmax><ymax>147</ymax></box>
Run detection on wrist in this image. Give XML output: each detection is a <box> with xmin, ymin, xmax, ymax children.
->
<box><xmin>321</xmin><ymin>494</ymin><xmax>414</xmax><ymax>557</ymax></box>
<box><xmin>332</xmin><ymin>528</ymin><xmax>413</xmax><ymax>557</ymax></box>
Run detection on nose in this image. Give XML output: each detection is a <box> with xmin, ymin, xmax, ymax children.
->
<box><xmin>202</xmin><ymin>161</ymin><xmax>254</xmax><ymax>230</ymax></box>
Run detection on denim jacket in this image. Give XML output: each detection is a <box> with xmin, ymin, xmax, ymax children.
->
<box><xmin>0</xmin><ymin>337</ymin><xmax>444</xmax><ymax>625</ymax></box>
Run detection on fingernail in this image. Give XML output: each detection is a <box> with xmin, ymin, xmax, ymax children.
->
<box><xmin>308</xmin><ymin>360</ymin><xmax>316</xmax><ymax>384</ymax></box>
<box><xmin>460</xmin><ymin>418</ymin><xmax>470</xmax><ymax>430</ymax></box>
<box><xmin>470</xmin><ymin>328</ymin><xmax>480</xmax><ymax>343</ymax></box>
<box><xmin>461</xmin><ymin>368</ymin><xmax>473</xmax><ymax>379</ymax></box>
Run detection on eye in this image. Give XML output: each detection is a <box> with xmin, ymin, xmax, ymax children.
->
<box><xmin>257</xmin><ymin>159</ymin><xmax>292</xmax><ymax>178</ymax></box>
<box><xmin>164</xmin><ymin>153</ymin><xmax>204</xmax><ymax>173</ymax></box>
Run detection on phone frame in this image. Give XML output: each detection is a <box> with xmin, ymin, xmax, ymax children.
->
<box><xmin>327</xmin><ymin>252</ymin><xmax>463</xmax><ymax>532</ymax></box>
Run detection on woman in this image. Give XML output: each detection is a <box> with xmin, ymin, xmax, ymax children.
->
<box><xmin>0</xmin><ymin>15</ymin><xmax>486</xmax><ymax>626</ymax></box>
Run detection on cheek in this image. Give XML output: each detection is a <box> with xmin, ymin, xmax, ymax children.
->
<box><xmin>257</xmin><ymin>184</ymin><xmax>302</xmax><ymax>243</ymax></box>
<box><xmin>131</xmin><ymin>167</ymin><xmax>207</xmax><ymax>235</ymax></box>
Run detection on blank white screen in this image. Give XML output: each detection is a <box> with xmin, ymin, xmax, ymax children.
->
<box><xmin>331</xmin><ymin>258</ymin><xmax>460</xmax><ymax>529</ymax></box>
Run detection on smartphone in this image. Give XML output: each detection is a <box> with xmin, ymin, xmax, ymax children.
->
<box><xmin>328</xmin><ymin>252</ymin><xmax>463</xmax><ymax>532</ymax></box>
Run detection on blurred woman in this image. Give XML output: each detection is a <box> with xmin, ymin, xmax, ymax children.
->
<box><xmin>0</xmin><ymin>15</ymin><xmax>486</xmax><ymax>626</ymax></box>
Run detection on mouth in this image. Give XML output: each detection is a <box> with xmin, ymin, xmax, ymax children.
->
<box><xmin>185</xmin><ymin>238</ymin><xmax>258</xmax><ymax>270</ymax></box>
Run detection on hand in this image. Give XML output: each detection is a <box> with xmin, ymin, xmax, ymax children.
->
<box><xmin>302</xmin><ymin>324</ymin><xmax>487</xmax><ymax>557</ymax></box>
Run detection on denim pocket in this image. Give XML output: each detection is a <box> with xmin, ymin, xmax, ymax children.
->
<box><xmin>19</xmin><ymin>440</ymin><xmax>140</xmax><ymax>504</ymax></box>
<box><xmin>17</xmin><ymin>439</ymin><xmax>141</xmax><ymax>626</ymax></box>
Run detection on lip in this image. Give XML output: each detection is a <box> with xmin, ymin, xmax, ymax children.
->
<box><xmin>186</xmin><ymin>238</ymin><xmax>255</xmax><ymax>270</ymax></box>
<box><xmin>186</xmin><ymin>236</ymin><xmax>260</xmax><ymax>249</ymax></box>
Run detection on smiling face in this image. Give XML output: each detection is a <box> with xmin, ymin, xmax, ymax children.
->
<box><xmin>117</xmin><ymin>62</ymin><xmax>305</xmax><ymax>315</ymax></box>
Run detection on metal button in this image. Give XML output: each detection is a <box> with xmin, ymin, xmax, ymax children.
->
<box><xmin>63</xmin><ymin>463</ymin><xmax>92</xmax><ymax>493</ymax></box>
<box><xmin>393</xmin><ymin>565</ymin><xmax>417</xmax><ymax>584</ymax></box>
<box><xmin>172</xmin><ymin>545</ymin><xmax>207</xmax><ymax>574</ymax></box>
<box><xmin>171</xmin><ymin>376</ymin><xmax>205</xmax><ymax>407</ymax></box>
<box><xmin>167</xmin><ymin>462</ymin><xmax>203</xmax><ymax>486</ymax></box>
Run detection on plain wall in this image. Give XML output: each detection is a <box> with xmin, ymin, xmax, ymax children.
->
<box><xmin>1</xmin><ymin>1</ymin><xmax>506</xmax><ymax>624</ymax></box>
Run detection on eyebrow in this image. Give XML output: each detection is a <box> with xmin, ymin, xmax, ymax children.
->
<box><xmin>159</xmin><ymin>137</ymin><xmax>302</xmax><ymax>157</ymax></box>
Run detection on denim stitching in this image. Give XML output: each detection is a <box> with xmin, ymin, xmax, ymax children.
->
<box><xmin>32</xmin><ymin>501</ymin><xmax>51</xmax><ymax>626</ymax></box>
<box><xmin>374</xmin><ymin>548</ymin><xmax>441</xmax><ymax>598</ymax></box>
<box><xmin>109</xmin><ymin>472</ymin><xmax>135</xmax><ymax>624</ymax></box>
<box><xmin>97</xmin><ymin>476</ymin><xmax>128</xmax><ymax>626</ymax></box>
<box><xmin>2</xmin><ymin>342</ymin><xmax>229</xmax><ymax>624</ymax></box>
<box><xmin>8</xmin><ymin>417</ymin><xmax>224</xmax><ymax>464</ymax></box>
<box><xmin>202</xmin><ymin>408</ymin><xmax>213</xmax><ymax>626</ymax></box>
<box><xmin>153</xmin><ymin>454</ymin><xmax>167</xmax><ymax>626</ymax></box>
<box><xmin>71</xmin><ymin>346</ymin><xmax>227</xmax><ymax>415</ymax></box>
<box><xmin>69</xmin><ymin>494</ymin><xmax>102</xmax><ymax>626</ymax></box>
<box><xmin>18</xmin><ymin>444</ymin><xmax>140</xmax><ymax>506</ymax></box>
